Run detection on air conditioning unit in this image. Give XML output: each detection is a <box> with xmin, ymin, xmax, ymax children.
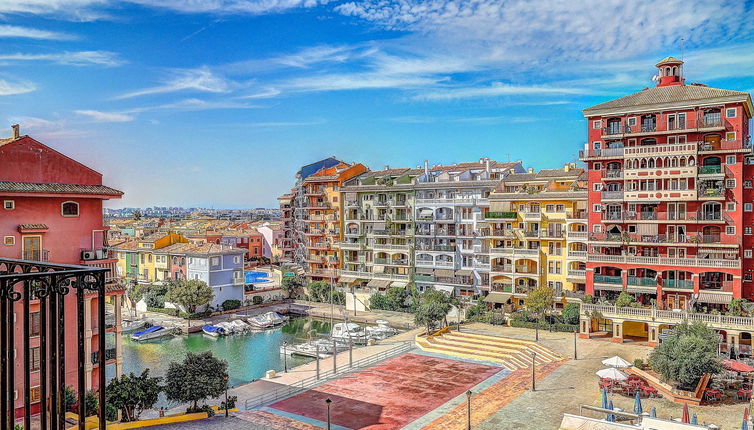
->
<box><xmin>81</xmin><ymin>251</ymin><xmax>96</xmax><ymax>261</ymax></box>
<box><xmin>95</xmin><ymin>249</ymin><xmax>106</xmax><ymax>259</ymax></box>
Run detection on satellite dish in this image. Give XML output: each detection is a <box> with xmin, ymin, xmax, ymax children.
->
<box><xmin>651</xmin><ymin>74</ymin><xmax>659</xmax><ymax>82</ymax></box>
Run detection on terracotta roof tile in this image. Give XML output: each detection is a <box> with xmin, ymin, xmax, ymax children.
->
<box><xmin>0</xmin><ymin>181</ymin><xmax>123</xmax><ymax>196</ymax></box>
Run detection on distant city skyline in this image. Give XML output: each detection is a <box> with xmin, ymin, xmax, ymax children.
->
<box><xmin>2</xmin><ymin>0</ymin><xmax>753</xmax><ymax>208</ymax></box>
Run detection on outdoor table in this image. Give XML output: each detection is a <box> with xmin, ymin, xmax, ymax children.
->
<box><xmin>737</xmin><ymin>389</ymin><xmax>752</xmax><ymax>401</ymax></box>
<box><xmin>704</xmin><ymin>389</ymin><xmax>722</xmax><ymax>402</ymax></box>
<box><xmin>641</xmin><ymin>386</ymin><xmax>658</xmax><ymax>398</ymax></box>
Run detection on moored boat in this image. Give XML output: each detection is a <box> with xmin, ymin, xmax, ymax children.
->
<box><xmin>121</xmin><ymin>319</ymin><xmax>150</xmax><ymax>334</ymax></box>
<box><xmin>366</xmin><ymin>320</ymin><xmax>398</xmax><ymax>340</ymax></box>
<box><xmin>331</xmin><ymin>322</ymin><xmax>368</xmax><ymax>344</ymax></box>
<box><xmin>247</xmin><ymin>311</ymin><xmax>288</xmax><ymax>329</ymax></box>
<box><xmin>202</xmin><ymin>324</ymin><xmax>227</xmax><ymax>337</ymax></box>
<box><xmin>131</xmin><ymin>325</ymin><xmax>177</xmax><ymax>341</ymax></box>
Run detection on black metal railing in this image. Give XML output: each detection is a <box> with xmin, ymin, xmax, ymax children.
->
<box><xmin>0</xmin><ymin>258</ymin><xmax>108</xmax><ymax>430</ymax></box>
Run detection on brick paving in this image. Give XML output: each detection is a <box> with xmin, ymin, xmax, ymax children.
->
<box><xmin>421</xmin><ymin>360</ymin><xmax>565</xmax><ymax>429</ymax></box>
<box><xmin>269</xmin><ymin>353</ymin><xmax>500</xmax><ymax>430</ymax></box>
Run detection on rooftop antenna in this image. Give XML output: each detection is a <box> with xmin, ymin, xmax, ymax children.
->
<box><xmin>680</xmin><ymin>37</ymin><xmax>685</xmax><ymax>82</ymax></box>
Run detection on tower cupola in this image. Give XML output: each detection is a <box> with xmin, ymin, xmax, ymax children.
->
<box><xmin>655</xmin><ymin>57</ymin><xmax>684</xmax><ymax>87</ymax></box>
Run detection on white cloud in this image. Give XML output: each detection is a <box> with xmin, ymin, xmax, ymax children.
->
<box><xmin>286</xmin><ymin>72</ymin><xmax>444</xmax><ymax>92</ymax></box>
<box><xmin>0</xmin><ymin>51</ymin><xmax>123</xmax><ymax>66</ymax></box>
<box><xmin>117</xmin><ymin>66</ymin><xmax>233</xmax><ymax>99</ymax></box>
<box><xmin>128</xmin><ymin>98</ymin><xmax>259</xmax><ymax>112</ymax></box>
<box><xmin>0</xmin><ymin>0</ymin><xmax>110</xmax><ymax>21</ymax></box>
<box><xmin>0</xmin><ymin>78</ymin><xmax>36</xmax><ymax>96</ymax></box>
<box><xmin>0</xmin><ymin>25</ymin><xmax>76</xmax><ymax>40</ymax></box>
<box><xmin>127</xmin><ymin>0</ymin><xmax>332</xmax><ymax>14</ymax></box>
<box><xmin>415</xmin><ymin>82</ymin><xmax>591</xmax><ymax>101</ymax></box>
<box><xmin>240</xmin><ymin>88</ymin><xmax>281</xmax><ymax>99</ymax></box>
<box><xmin>75</xmin><ymin>109</ymin><xmax>134</xmax><ymax>122</ymax></box>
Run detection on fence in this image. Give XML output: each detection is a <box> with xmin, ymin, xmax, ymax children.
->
<box><xmin>243</xmin><ymin>341</ymin><xmax>414</xmax><ymax>410</ymax></box>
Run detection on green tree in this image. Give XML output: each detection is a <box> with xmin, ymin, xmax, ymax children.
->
<box><xmin>63</xmin><ymin>385</ymin><xmax>76</xmax><ymax>412</ymax></box>
<box><xmin>728</xmin><ymin>298</ymin><xmax>750</xmax><ymax>316</ymax></box>
<box><xmin>106</xmin><ymin>369</ymin><xmax>162</xmax><ymax>422</ymax></box>
<box><xmin>281</xmin><ymin>275</ymin><xmax>305</xmax><ymax>299</ymax></box>
<box><xmin>143</xmin><ymin>283</ymin><xmax>169</xmax><ymax>308</ymax></box>
<box><xmin>560</xmin><ymin>303</ymin><xmax>580</xmax><ymax>325</ymax></box>
<box><xmin>165</xmin><ymin>279</ymin><xmax>214</xmax><ymax>314</ymax></box>
<box><xmin>84</xmin><ymin>390</ymin><xmax>99</xmax><ymax>417</ymax></box>
<box><xmin>615</xmin><ymin>292</ymin><xmax>637</xmax><ymax>308</ymax></box>
<box><xmin>369</xmin><ymin>287</ymin><xmax>411</xmax><ymax>312</ymax></box>
<box><xmin>524</xmin><ymin>286</ymin><xmax>555</xmax><ymax>340</ymax></box>
<box><xmin>414</xmin><ymin>288</ymin><xmax>453</xmax><ymax>334</ymax></box>
<box><xmin>648</xmin><ymin>321</ymin><xmax>722</xmax><ymax>390</ymax></box>
<box><xmin>306</xmin><ymin>281</ymin><xmax>331</xmax><ymax>302</ymax></box>
<box><xmin>164</xmin><ymin>352</ymin><xmax>229</xmax><ymax>412</ymax></box>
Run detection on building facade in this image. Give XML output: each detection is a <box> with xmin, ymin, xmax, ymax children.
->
<box><xmin>0</xmin><ymin>125</ymin><xmax>124</xmax><ymax>418</ymax></box>
<box><xmin>579</xmin><ymin>57</ymin><xmax>754</xmax><ymax>345</ymax></box>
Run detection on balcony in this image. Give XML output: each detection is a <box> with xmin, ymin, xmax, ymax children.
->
<box><xmin>91</xmin><ymin>347</ymin><xmax>117</xmax><ymax>365</ymax></box>
<box><xmin>604</xmin><ymin>169</ymin><xmax>623</xmax><ymax>179</ymax></box>
<box><xmin>698</xmin><ymin>165</ymin><xmax>723</xmax><ymax>175</ymax></box>
<box><xmin>567</xmin><ymin>269</ymin><xmax>586</xmax><ymax>279</ymax></box>
<box><xmin>580</xmin><ymin>304</ymin><xmax>754</xmax><ymax>332</ymax></box>
<box><xmin>627</xmin><ymin>276</ymin><xmax>656</xmax><ymax>288</ymax></box>
<box><xmin>541</xmin><ymin>230</ymin><xmax>564</xmax><ymax>239</ymax></box>
<box><xmin>664</xmin><ymin>279</ymin><xmax>694</xmax><ymax>290</ymax></box>
<box><xmin>567</xmin><ymin>250</ymin><xmax>587</xmax><ymax>259</ymax></box>
<box><xmin>484</xmin><ymin>211</ymin><xmax>517</xmax><ymax>220</ymax></box>
<box><xmin>567</xmin><ymin>231</ymin><xmax>588</xmax><ymax>240</ymax></box>
<box><xmin>522</xmin><ymin>212</ymin><xmax>542</xmax><ymax>221</ymax></box>
<box><xmin>22</xmin><ymin>249</ymin><xmax>50</xmax><ymax>262</ymax></box>
<box><xmin>594</xmin><ymin>275</ymin><xmax>622</xmax><ymax>285</ymax></box>
<box><xmin>699</xmin><ymin>139</ymin><xmax>751</xmax><ymax>153</ymax></box>
<box><xmin>491</xmin><ymin>264</ymin><xmax>513</xmax><ymax>273</ymax></box>
<box><xmin>416</xmin><ymin>244</ymin><xmax>456</xmax><ymax>252</ymax></box>
<box><xmin>587</xmin><ymin>253</ymin><xmax>741</xmax><ymax>269</ymax></box>
<box><xmin>698</xmin><ymin>187</ymin><xmax>725</xmax><ymax>199</ymax></box>
<box><xmin>371</xmin><ymin>243</ymin><xmax>410</xmax><ymax>252</ymax></box>
<box><xmin>580</xmin><ymin>147</ymin><xmax>625</xmax><ymax>159</ymax></box>
<box><xmin>339</xmin><ymin>242</ymin><xmax>362</xmax><ymax>250</ymax></box>
<box><xmin>513</xmin><ymin>248</ymin><xmax>540</xmax><ymax>257</ymax></box>
<box><xmin>601</xmin><ymin>190</ymin><xmax>624</xmax><ymax>200</ymax></box>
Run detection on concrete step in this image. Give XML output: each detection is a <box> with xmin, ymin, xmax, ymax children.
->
<box><xmin>433</xmin><ymin>336</ymin><xmax>527</xmax><ymax>355</ymax></box>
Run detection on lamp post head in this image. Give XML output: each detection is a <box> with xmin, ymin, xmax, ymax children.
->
<box><xmin>466</xmin><ymin>390</ymin><xmax>472</xmax><ymax>398</ymax></box>
<box><xmin>326</xmin><ymin>398</ymin><xmax>332</xmax><ymax>405</ymax></box>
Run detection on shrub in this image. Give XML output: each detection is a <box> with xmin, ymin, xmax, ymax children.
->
<box><xmin>509</xmin><ymin>319</ymin><xmax>578</xmax><ymax>332</ymax></box>
<box><xmin>649</xmin><ymin>321</ymin><xmax>722</xmax><ymax>390</ymax></box>
<box><xmin>582</xmin><ymin>294</ymin><xmax>594</xmax><ymax>304</ymax></box>
<box><xmin>633</xmin><ymin>358</ymin><xmax>644</xmax><ymax>368</ymax></box>
<box><xmin>106</xmin><ymin>403</ymin><xmax>118</xmax><ymax>422</ymax></box>
<box><xmin>222</xmin><ymin>299</ymin><xmax>242</xmax><ymax>311</ymax></box>
<box><xmin>252</xmin><ymin>296</ymin><xmax>263</xmax><ymax>305</ymax></box>
<box><xmin>560</xmin><ymin>303</ymin><xmax>580</xmax><ymax>325</ymax></box>
<box><xmin>615</xmin><ymin>292</ymin><xmax>637</xmax><ymax>308</ymax></box>
<box><xmin>220</xmin><ymin>395</ymin><xmax>237</xmax><ymax>411</ymax></box>
<box><xmin>84</xmin><ymin>390</ymin><xmax>98</xmax><ymax>417</ymax></box>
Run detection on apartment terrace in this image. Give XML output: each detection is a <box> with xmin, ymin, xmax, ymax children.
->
<box><xmin>414</xmin><ymin>197</ymin><xmax>490</xmax><ymax>206</ymax></box>
<box><xmin>600</xmin><ymin>117</ymin><xmax>727</xmax><ymax>139</ymax></box>
<box><xmin>338</xmin><ymin>269</ymin><xmax>410</xmax><ymax>282</ymax></box>
<box><xmin>492</xmin><ymin>191</ymin><xmax>587</xmax><ymax>201</ymax></box>
<box><xmin>581</xmin><ymin>303</ymin><xmax>754</xmax><ymax>332</ymax></box>
<box><xmin>600</xmin><ymin>210</ymin><xmax>728</xmax><ymax>223</ymax></box>
<box><xmin>579</xmin><ymin>140</ymin><xmax>751</xmax><ymax>160</ymax></box>
<box><xmin>588</xmin><ymin>233</ymin><xmax>739</xmax><ymax>247</ymax></box>
<box><xmin>587</xmin><ymin>253</ymin><xmax>741</xmax><ymax>269</ymax></box>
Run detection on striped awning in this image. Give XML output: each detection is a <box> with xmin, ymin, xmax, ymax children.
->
<box><xmin>419</xmin><ymin>209</ymin><xmax>433</xmax><ymax>216</ymax></box>
<box><xmin>594</xmin><ymin>284</ymin><xmax>623</xmax><ymax>292</ymax></box>
<box><xmin>338</xmin><ymin>275</ymin><xmax>359</xmax><ymax>283</ymax></box>
<box><xmin>698</xmin><ymin>292</ymin><xmax>733</xmax><ymax>304</ymax></box>
<box><xmin>455</xmin><ymin>269</ymin><xmax>473</xmax><ymax>276</ymax></box>
<box><xmin>390</xmin><ymin>281</ymin><xmax>408</xmax><ymax>288</ymax></box>
<box><xmin>483</xmin><ymin>292</ymin><xmax>512</xmax><ymax>304</ymax></box>
<box><xmin>373</xmin><ymin>265</ymin><xmax>385</xmax><ymax>273</ymax></box>
<box><xmin>435</xmin><ymin>285</ymin><xmax>455</xmax><ymax>294</ymax></box>
<box><xmin>435</xmin><ymin>269</ymin><xmax>455</xmax><ymax>277</ymax></box>
<box><xmin>415</xmin><ymin>268</ymin><xmax>434</xmax><ymax>275</ymax></box>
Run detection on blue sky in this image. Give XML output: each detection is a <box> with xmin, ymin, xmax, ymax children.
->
<box><xmin>2</xmin><ymin>0</ymin><xmax>753</xmax><ymax>208</ymax></box>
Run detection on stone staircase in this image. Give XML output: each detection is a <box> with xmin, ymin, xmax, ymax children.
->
<box><xmin>415</xmin><ymin>330</ymin><xmax>564</xmax><ymax>370</ymax></box>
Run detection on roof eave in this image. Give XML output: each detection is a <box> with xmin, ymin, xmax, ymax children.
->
<box><xmin>582</xmin><ymin>93</ymin><xmax>753</xmax><ymax>118</ymax></box>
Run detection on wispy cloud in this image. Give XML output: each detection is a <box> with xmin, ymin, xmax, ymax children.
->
<box><xmin>286</xmin><ymin>73</ymin><xmax>444</xmax><ymax>92</ymax></box>
<box><xmin>0</xmin><ymin>25</ymin><xmax>77</xmax><ymax>40</ymax></box>
<box><xmin>127</xmin><ymin>0</ymin><xmax>333</xmax><ymax>14</ymax></box>
<box><xmin>389</xmin><ymin>115</ymin><xmax>540</xmax><ymax>124</ymax></box>
<box><xmin>0</xmin><ymin>51</ymin><xmax>123</xmax><ymax>67</ymax></box>
<box><xmin>75</xmin><ymin>109</ymin><xmax>134</xmax><ymax>122</ymax></box>
<box><xmin>240</xmin><ymin>88</ymin><xmax>281</xmax><ymax>99</ymax></box>
<box><xmin>414</xmin><ymin>83</ymin><xmax>591</xmax><ymax>101</ymax></box>
<box><xmin>6</xmin><ymin>116</ymin><xmax>89</xmax><ymax>140</ymax></box>
<box><xmin>0</xmin><ymin>77</ymin><xmax>36</xmax><ymax>96</ymax></box>
<box><xmin>117</xmin><ymin>66</ymin><xmax>234</xmax><ymax>99</ymax></box>
<box><xmin>127</xmin><ymin>98</ymin><xmax>259</xmax><ymax>113</ymax></box>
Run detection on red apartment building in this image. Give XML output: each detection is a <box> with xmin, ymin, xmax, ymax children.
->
<box><xmin>579</xmin><ymin>58</ymin><xmax>753</xmax><ymax>343</ymax></box>
<box><xmin>0</xmin><ymin>125</ymin><xmax>124</xmax><ymax>417</ymax></box>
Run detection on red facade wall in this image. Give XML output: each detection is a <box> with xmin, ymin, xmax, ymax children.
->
<box><xmin>0</xmin><ymin>136</ymin><xmax>102</xmax><ymax>185</ymax></box>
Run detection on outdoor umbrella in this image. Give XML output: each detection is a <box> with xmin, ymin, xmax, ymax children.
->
<box><xmin>606</xmin><ymin>400</ymin><xmax>615</xmax><ymax>422</ymax></box>
<box><xmin>633</xmin><ymin>391</ymin><xmax>643</xmax><ymax>415</ymax></box>
<box><xmin>597</xmin><ymin>368</ymin><xmax>628</xmax><ymax>381</ymax></box>
<box><xmin>743</xmin><ymin>418</ymin><xmax>749</xmax><ymax>430</ymax></box>
<box><xmin>601</xmin><ymin>389</ymin><xmax>608</xmax><ymax>409</ymax></box>
<box><xmin>745</xmin><ymin>407</ymin><xmax>750</xmax><ymax>421</ymax></box>
<box><xmin>691</xmin><ymin>413</ymin><xmax>698</xmax><ymax>425</ymax></box>
<box><xmin>650</xmin><ymin>407</ymin><xmax>657</xmax><ymax>418</ymax></box>
<box><xmin>602</xmin><ymin>356</ymin><xmax>632</xmax><ymax>368</ymax></box>
<box><xmin>682</xmin><ymin>403</ymin><xmax>690</xmax><ymax>424</ymax></box>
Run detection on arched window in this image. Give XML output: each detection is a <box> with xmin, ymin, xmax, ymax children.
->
<box><xmin>61</xmin><ymin>201</ymin><xmax>79</xmax><ymax>217</ymax></box>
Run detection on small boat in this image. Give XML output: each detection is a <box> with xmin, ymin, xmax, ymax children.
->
<box><xmin>366</xmin><ymin>320</ymin><xmax>398</xmax><ymax>340</ymax></box>
<box><xmin>230</xmin><ymin>319</ymin><xmax>252</xmax><ymax>332</ymax></box>
<box><xmin>331</xmin><ymin>322</ymin><xmax>368</xmax><ymax>344</ymax></box>
<box><xmin>131</xmin><ymin>325</ymin><xmax>176</xmax><ymax>341</ymax></box>
<box><xmin>280</xmin><ymin>341</ymin><xmax>330</xmax><ymax>359</ymax></box>
<box><xmin>202</xmin><ymin>324</ymin><xmax>226</xmax><ymax>337</ymax></box>
<box><xmin>215</xmin><ymin>322</ymin><xmax>237</xmax><ymax>334</ymax></box>
<box><xmin>247</xmin><ymin>312</ymin><xmax>288</xmax><ymax>329</ymax></box>
<box><xmin>121</xmin><ymin>319</ymin><xmax>150</xmax><ymax>334</ymax></box>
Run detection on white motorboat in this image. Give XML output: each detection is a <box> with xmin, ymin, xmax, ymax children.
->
<box><xmin>202</xmin><ymin>324</ymin><xmax>227</xmax><ymax>337</ymax></box>
<box><xmin>366</xmin><ymin>320</ymin><xmax>398</xmax><ymax>340</ymax></box>
<box><xmin>280</xmin><ymin>341</ymin><xmax>330</xmax><ymax>359</ymax></box>
<box><xmin>230</xmin><ymin>319</ymin><xmax>252</xmax><ymax>332</ymax></box>
<box><xmin>131</xmin><ymin>325</ymin><xmax>177</xmax><ymax>341</ymax></box>
<box><xmin>247</xmin><ymin>312</ymin><xmax>288</xmax><ymax>329</ymax></box>
<box><xmin>331</xmin><ymin>322</ymin><xmax>368</xmax><ymax>344</ymax></box>
<box><xmin>215</xmin><ymin>322</ymin><xmax>237</xmax><ymax>334</ymax></box>
<box><xmin>121</xmin><ymin>319</ymin><xmax>150</xmax><ymax>334</ymax></box>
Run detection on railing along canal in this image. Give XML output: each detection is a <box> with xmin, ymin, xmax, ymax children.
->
<box><xmin>243</xmin><ymin>341</ymin><xmax>414</xmax><ymax>410</ymax></box>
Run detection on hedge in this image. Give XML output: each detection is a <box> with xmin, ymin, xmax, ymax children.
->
<box><xmin>508</xmin><ymin>320</ymin><xmax>578</xmax><ymax>333</ymax></box>
<box><xmin>146</xmin><ymin>307</ymin><xmax>210</xmax><ymax>319</ymax></box>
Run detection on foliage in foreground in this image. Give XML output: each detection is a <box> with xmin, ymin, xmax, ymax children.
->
<box><xmin>164</xmin><ymin>351</ymin><xmax>229</xmax><ymax>412</ymax></box>
<box><xmin>648</xmin><ymin>321</ymin><xmax>722</xmax><ymax>390</ymax></box>
<box><xmin>106</xmin><ymin>369</ymin><xmax>162</xmax><ymax>422</ymax></box>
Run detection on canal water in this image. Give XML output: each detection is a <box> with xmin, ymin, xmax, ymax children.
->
<box><xmin>117</xmin><ymin>317</ymin><xmax>333</xmax><ymax>389</ymax></box>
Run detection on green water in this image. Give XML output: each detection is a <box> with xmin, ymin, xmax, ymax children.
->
<box><xmin>117</xmin><ymin>317</ymin><xmax>333</xmax><ymax>388</ymax></box>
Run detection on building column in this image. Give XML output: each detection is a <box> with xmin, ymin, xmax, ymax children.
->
<box><xmin>84</xmin><ymin>297</ymin><xmax>93</xmax><ymax>390</ymax></box>
<box><xmin>648</xmin><ymin>323</ymin><xmax>660</xmax><ymax>347</ymax></box>
<box><xmin>612</xmin><ymin>319</ymin><xmax>624</xmax><ymax>343</ymax></box>
<box><xmin>115</xmin><ymin>294</ymin><xmax>123</xmax><ymax>378</ymax></box>
<box><xmin>585</xmin><ymin>267</ymin><xmax>595</xmax><ymax>295</ymax></box>
<box><xmin>693</xmin><ymin>273</ymin><xmax>700</xmax><ymax>295</ymax></box>
<box><xmin>579</xmin><ymin>317</ymin><xmax>592</xmax><ymax>339</ymax></box>
<box><xmin>733</xmin><ymin>276</ymin><xmax>743</xmax><ymax>298</ymax></box>
<box><xmin>621</xmin><ymin>271</ymin><xmax>628</xmax><ymax>291</ymax></box>
<box><xmin>728</xmin><ymin>331</ymin><xmax>741</xmax><ymax>352</ymax></box>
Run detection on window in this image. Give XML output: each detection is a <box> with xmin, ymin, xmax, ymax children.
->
<box><xmin>746</xmin><ymin>249</ymin><xmax>753</xmax><ymax>258</ymax></box>
<box><xmin>3</xmin><ymin>200</ymin><xmax>14</xmax><ymax>210</ymax></box>
<box><xmin>726</xmin><ymin>202</ymin><xmax>736</xmax><ymax>212</ymax></box>
<box><xmin>726</xmin><ymin>132</ymin><xmax>737</xmax><ymax>141</ymax></box>
<box><xmin>30</xmin><ymin>312</ymin><xmax>40</xmax><ymax>336</ymax></box>
<box><xmin>726</xmin><ymin>226</ymin><xmax>736</xmax><ymax>235</ymax></box>
<box><xmin>593</xmin><ymin>204</ymin><xmax>602</xmax><ymax>212</ymax></box>
<box><xmin>627</xmin><ymin>117</ymin><xmax>637</xmax><ymax>126</ymax></box>
<box><xmin>234</xmin><ymin>256</ymin><xmax>241</xmax><ymax>264</ymax></box>
<box><xmin>726</xmin><ymin>108</ymin><xmax>737</xmax><ymax>118</ymax></box>
<box><xmin>593</xmin><ymin>162</ymin><xmax>602</xmax><ymax>170</ymax></box>
<box><xmin>746</xmin><ymin>203</ymin><xmax>753</xmax><ymax>212</ymax></box>
<box><xmin>593</xmin><ymin>224</ymin><xmax>603</xmax><ymax>233</ymax></box>
<box><xmin>746</xmin><ymin>227</ymin><xmax>753</xmax><ymax>235</ymax></box>
<box><xmin>592</xmin><ymin>183</ymin><xmax>603</xmax><ymax>192</ymax></box>
<box><xmin>30</xmin><ymin>386</ymin><xmax>41</xmax><ymax>404</ymax></box>
<box><xmin>3</xmin><ymin>236</ymin><xmax>14</xmax><ymax>246</ymax></box>
<box><xmin>593</xmin><ymin>141</ymin><xmax>601</xmax><ymax>149</ymax></box>
<box><xmin>593</xmin><ymin>120</ymin><xmax>602</xmax><ymax>129</ymax></box>
<box><xmin>727</xmin><ymin>155</ymin><xmax>736</xmax><ymax>165</ymax></box>
<box><xmin>745</xmin><ymin>181</ymin><xmax>752</xmax><ymax>189</ymax></box>
<box><xmin>726</xmin><ymin>179</ymin><xmax>736</xmax><ymax>188</ymax></box>
<box><xmin>29</xmin><ymin>347</ymin><xmax>40</xmax><ymax>371</ymax></box>
<box><xmin>61</xmin><ymin>201</ymin><xmax>79</xmax><ymax>217</ymax></box>
<box><xmin>210</xmin><ymin>256</ymin><xmax>220</xmax><ymax>266</ymax></box>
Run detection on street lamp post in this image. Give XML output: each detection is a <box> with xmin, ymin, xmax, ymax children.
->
<box><xmin>223</xmin><ymin>375</ymin><xmax>229</xmax><ymax>417</ymax></box>
<box><xmin>316</xmin><ymin>343</ymin><xmax>321</xmax><ymax>379</ymax></box>
<box><xmin>531</xmin><ymin>352</ymin><xmax>537</xmax><ymax>391</ymax></box>
<box><xmin>573</xmin><ymin>330</ymin><xmax>578</xmax><ymax>360</ymax></box>
<box><xmin>283</xmin><ymin>342</ymin><xmax>288</xmax><ymax>373</ymax></box>
<box><xmin>325</xmin><ymin>398</ymin><xmax>332</xmax><ymax>430</ymax></box>
<box><xmin>466</xmin><ymin>390</ymin><xmax>472</xmax><ymax>430</ymax></box>
<box><xmin>333</xmin><ymin>338</ymin><xmax>338</xmax><ymax>373</ymax></box>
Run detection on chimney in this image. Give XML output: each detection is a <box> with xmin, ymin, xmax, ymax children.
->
<box><xmin>424</xmin><ymin>160</ymin><xmax>429</xmax><ymax>176</ymax></box>
<box><xmin>384</xmin><ymin>165</ymin><xmax>390</xmax><ymax>171</ymax></box>
<box><xmin>528</xmin><ymin>167</ymin><xmax>534</xmax><ymax>173</ymax></box>
<box><xmin>485</xmin><ymin>158</ymin><xmax>490</xmax><ymax>174</ymax></box>
<box><xmin>11</xmin><ymin>124</ymin><xmax>19</xmax><ymax>139</ymax></box>
<box><xmin>564</xmin><ymin>163</ymin><xmax>570</xmax><ymax>172</ymax></box>
<box><xmin>479</xmin><ymin>157</ymin><xmax>484</xmax><ymax>164</ymax></box>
